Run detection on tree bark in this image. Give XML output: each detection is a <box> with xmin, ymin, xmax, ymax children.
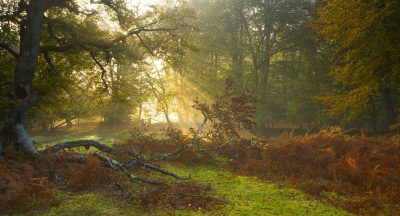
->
<box><xmin>382</xmin><ymin>88</ymin><xmax>396</xmax><ymax>130</ymax></box>
<box><xmin>0</xmin><ymin>0</ymin><xmax>48</xmax><ymax>157</ymax></box>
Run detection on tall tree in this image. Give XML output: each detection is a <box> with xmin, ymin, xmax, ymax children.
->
<box><xmin>315</xmin><ymin>0</ymin><xmax>400</xmax><ymax>130</ymax></box>
<box><xmin>0</xmin><ymin>0</ymin><xmax>191</xmax><ymax>157</ymax></box>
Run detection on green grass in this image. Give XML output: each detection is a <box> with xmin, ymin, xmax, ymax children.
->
<box><xmin>32</xmin><ymin>165</ymin><xmax>351</xmax><ymax>216</ymax></box>
<box><xmin>164</xmin><ymin>165</ymin><xmax>352</xmax><ymax>216</ymax></box>
<box><xmin>30</xmin><ymin>126</ymin><xmax>352</xmax><ymax>216</ymax></box>
<box><xmin>31</xmin><ymin>125</ymin><xmax>132</xmax><ymax>149</ymax></box>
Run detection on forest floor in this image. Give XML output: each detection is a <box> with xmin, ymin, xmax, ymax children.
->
<box><xmin>29</xmin><ymin>165</ymin><xmax>351</xmax><ymax>216</ymax></box>
<box><xmin>25</xmin><ymin>124</ymin><xmax>349</xmax><ymax>215</ymax></box>
<box><xmin>2</xmin><ymin>124</ymin><xmax>398</xmax><ymax>215</ymax></box>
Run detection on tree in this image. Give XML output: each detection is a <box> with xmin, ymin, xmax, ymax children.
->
<box><xmin>314</xmin><ymin>0</ymin><xmax>400</xmax><ymax>130</ymax></box>
<box><xmin>181</xmin><ymin>0</ymin><xmax>322</xmax><ymax>132</ymax></box>
<box><xmin>0</xmin><ymin>0</ymin><xmax>192</xmax><ymax>157</ymax></box>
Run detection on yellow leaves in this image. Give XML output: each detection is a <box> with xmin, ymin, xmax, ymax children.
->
<box><xmin>313</xmin><ymin>83</ymin><xmax>379</xmax><ymax>121</ymax></box>
<box><xmin>315</xmin><ymin>0</ymin><xmax>379</xmax><ymax>48</ymax></box>
<box><xmin>313</xmin><ymin>0</ymin><xmax>400</xmax><ymax>122</ymax></box>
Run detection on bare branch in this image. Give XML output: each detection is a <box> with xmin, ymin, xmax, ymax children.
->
<box><xmin>124</xmin><ymin>159</ymin><xmax>188</xmax><ymax>180</ymax></box>
<box><xmin>94</xmin><ymin>152</ymin><xmax>162</xmax><ymax>185</ymax></box>
<box><xmin>43</xmin><ymin>52</ymin><xmax>55</xmax><ymax>71</ymax></box>
<box><xmin>43</xmin><ymin>140</ymin><xmax>114</xmax><ymax>153</ymax></box>
<box><xmin>89</xmin><ymin>51</ymin><xmax>109</xmax><ymax>90</ymax></box>
<box><xmin>0</xmin><ymin>42</ymin><xmax>19</xmax><ymax>58</ymax></box>
<box><xmin>137</xmin><ymin>34</ymin><xmax>154</xmax><ymax>56</ymax></box>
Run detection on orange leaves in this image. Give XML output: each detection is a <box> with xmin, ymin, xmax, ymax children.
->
<box><xmin>221</xmin><ymin>133</ymin><xmax>400</xmax><ymax>214</ymax></box>
<box><xmin>345</xmin><ymin>156</ymin><xmax>357</xmax><ymax>169</ymax></box>
<box><xmin>324</xmin><ymin>147</ymin><xmax>336</xmax><ymax>156</ymax></box>
<box><xmin>193</xmin><ymin>76</ymin><xmax>257</xmax><ymax>145</ymax></box>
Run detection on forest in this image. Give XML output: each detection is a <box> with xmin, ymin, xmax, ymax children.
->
<box><xmin>0</xmin><ymin>0</ymin><xmax>399</xmax><ymax>215</ymax></box>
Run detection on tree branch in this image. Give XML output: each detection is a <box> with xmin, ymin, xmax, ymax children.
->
<box><xmin>124</xmin><ymin>159</ymin><xmax>188</xmax><ymax>180</ymax></box>
<box><xmin>89</xmin><ymin>51</ymin><xmax>109</xmax><ymax>90</ymax></box>
<box><xmin>0</xmin><ymin>42</ymin><xmax>19</xmax><ymax>58</ymax></box>
<box><xmin>43</xmin><ymin>140</ymin><xmax>114</xmax><ymax>153</ymax></box>
<box><xmin>43</xmin><ymin>52</ymin><xmax>55</xmax><ymax>71</ymax></box>
<box><xmin>137</xmin><ymin>34</ymin><xmax>154</xmax><ymax>56</ymax></box>
<box><xmin>94</xmin><ymin>152</ymin><xmax>162</xmax><ymax>185</ymax></box>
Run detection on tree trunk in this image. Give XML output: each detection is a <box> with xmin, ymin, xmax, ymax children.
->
<box><xmin>256</xmin><ymin>54</ymin><xmax>271</xmax><ymax>133</ymax></box>
<box><xmin>382</xmin><ymin>88</ymin><xmax>395</xmax><ymax>130</ymax></box>
<box><xmin>0</xmin><ymin>0</ymin><xmax>48</xmax><ymax>158</ymax></box>
<box><xmin>40</xmin><ymin>120</ymin><xmax>49</xmax><ymax>132</ymax></box>
<box><xmin>165</xmin><ymin>112</ymin><xmax>172</xmax><ymax>128</ymax></box>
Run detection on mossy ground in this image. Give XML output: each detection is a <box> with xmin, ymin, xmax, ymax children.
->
<box><xmin>26</xmin><ymin>164</ymin><xmax>351</xmax><ymax>216</ymax></box>
<box><xmin>24</xmin><ymin>126</ymin><xmax>353</xmax><ymax>216</ymax></box>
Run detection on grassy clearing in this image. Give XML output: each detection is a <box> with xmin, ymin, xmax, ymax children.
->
<box><xmin>31</xmin><ymin>125</ymin><xmax>129</xmax><ymax>147</ymax></box>
<box><xmin>30</xmin><ymin>164</ymin><xmax>351</xmax><ymax>216</ymax></box>
<box><xmin>27</xmin><ymin>126</ymin><xmax>352</xmax><ymax>216</ymax></box>
<box><xmin>163</xmin><ymin>165</ymin><xmax>352</xmax><ymax>216</ymax></box>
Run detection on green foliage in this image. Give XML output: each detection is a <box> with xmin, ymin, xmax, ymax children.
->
<box><xmin>315</xmin><ymin>0</ymin><xmax>400</xmax><ymax>129</ymax></box>
<box><xmin>177</xmin><ymin>0</ymin><xmax>330</xmax><ymax>130</ymax></box>
<box><xmin>38</xmin><ymin>193</ymin><xmax>123</xmax><ymax>216</ymax></box>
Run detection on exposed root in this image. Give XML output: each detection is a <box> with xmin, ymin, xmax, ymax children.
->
<box><xmin>94</xmin><ymin>152</ymin><xmax>162</xmax><ymax>185</ymax></box>
<box><xmin>43</xmin><ymin>140</ymin><xmax>114</xmax><ymax>154</ymax></box>
<box><xmin>0</xmin><ymin>124</ymin><xmax>41</xmax><ymax>158</ymax></box>
<box><xmin>14</xmin><ymin>124</ymin><xmax>41</xmax><ymax>158</ymax></box>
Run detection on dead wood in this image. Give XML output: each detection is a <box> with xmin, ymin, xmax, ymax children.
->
<box><xmin>94</xmin><ymin>152</ymin><xmax>162</xmax><ymax>185</ymax></box>
<box><xmin>123</xmin><ymin>159</ymin><xmax>189</xmax><ymax>180</ymax></box>
<box><xmin>43</xmin><ymin>140</ymin><xmax>114</xmax><ymax>153</ymax></box>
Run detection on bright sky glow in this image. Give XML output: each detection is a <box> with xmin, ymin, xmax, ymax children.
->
<box><xmin>77</xmin><ymin>0</ymin><xmax>182</xmax><ymax>124</ymax></box>
<box><xmin>82</xmin><ymin>0</ymin><xmax>168</xmax><ymax>12</ymax></box>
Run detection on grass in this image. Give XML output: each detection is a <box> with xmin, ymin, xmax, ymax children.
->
<box><xmin>164</xmin><ymin>165</ymin><xmax>352</xmax><ymax>216</ymax></box>
<box><xmin>28</xmin><ymin>125</ymin><xmax>352</xmax><ymax>216</ymax></box>
<box><xmin>31</xmin><ymin>165</ymin><xmax>351</xmax><ymax>216</ymax></box>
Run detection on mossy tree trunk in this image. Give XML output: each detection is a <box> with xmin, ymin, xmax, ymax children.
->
<box><xmin>0</xmin><ymin>0</ymin><xmax>50</xmax><ymax>158</ymax></box>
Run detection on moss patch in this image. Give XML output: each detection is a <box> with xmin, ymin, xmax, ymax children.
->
<box><xmin>32</xmin><ymin>165</ymin><xmax>351</xmax><ymax>215</ymax></box>
<box><xmin>166</xmin><ymin>165</ymin><xmax>353</xmax><ymax>216</ymax></box>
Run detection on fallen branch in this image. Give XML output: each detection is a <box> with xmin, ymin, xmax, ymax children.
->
<box><xmin>94</xmin><ymin>152</ymin><xmax>161</xmax><ymax>185</ymax></box>
<box><xmin>43</xmin><ymin>140</ymin><xmax>114</xmax><ymax>153</ymax></box>
<box><xmin>124</xmin><ymin>159</ymin><xmax>189</xmax><ymax>180</ymax></box>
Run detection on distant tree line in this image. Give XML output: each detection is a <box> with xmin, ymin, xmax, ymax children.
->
<box><xmin>177</xmin><ymin>0</ymin><xmax>399</xmax><ymax>133</ymax></box>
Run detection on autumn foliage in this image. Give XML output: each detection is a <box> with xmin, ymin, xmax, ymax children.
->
<box><xmin>222</xmin><ymin>132</ymin><xmax>400</xmax><ymax>214</ymax></box>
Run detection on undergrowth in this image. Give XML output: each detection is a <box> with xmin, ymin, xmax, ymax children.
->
<box><xmin>221</xmin><ymin>132</ymin><xmax>400</xmax><ymax>215</ymax></box>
